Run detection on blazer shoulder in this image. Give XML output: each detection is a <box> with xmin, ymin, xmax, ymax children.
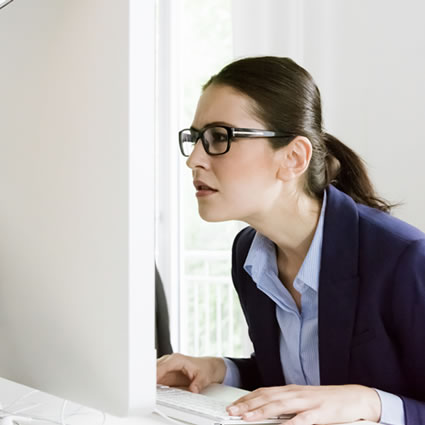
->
<box><xmin>232</xmin><ymin>226</ymin><xmax>256</xmax><ymax>261</ymax></box>
<box><xmin>327</xmin><ymin>184</ymin><xmax>425</xmax><ymax>245</ymax></box>
<box><xmin>231</xmin><ymin>226</ymin><xmax>256</xmax><ymax>289</ymax></box>
<box><xmin>357</xmin><ymin>203</ymin><xmax>425</xmax><ymax>245</ymax></box>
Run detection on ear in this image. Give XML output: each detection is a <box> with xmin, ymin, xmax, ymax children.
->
<box><xmin>276</xmin><ymin>136</ymin><xmax>312</xmax><ymax>182</ymax></box>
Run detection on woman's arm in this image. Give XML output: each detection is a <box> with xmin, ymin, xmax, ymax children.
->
<box><xmin>224</xmin><ymin>353</ymin><xmax>262</xmax><ymax>391</ymax></box>
<box><xmin>391</xmin><ymin>239</ymin><xmax>425</xmax><ymax>424</ymax></box>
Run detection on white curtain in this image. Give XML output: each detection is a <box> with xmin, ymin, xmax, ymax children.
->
<box><xmin>231</xmin><ymin>0</ymin><xmax>304</xmax><ymax>61</ymax></box>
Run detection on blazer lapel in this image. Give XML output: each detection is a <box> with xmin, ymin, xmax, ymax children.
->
<box><xmin>244</xmin><ymin>273</ymin><xmax>285</xmax><ymax>387</ymax></box>
<box><xmin>318</xmin><ymin>186</ymin><xmax>360</xmax><ymax>385</ymax></box>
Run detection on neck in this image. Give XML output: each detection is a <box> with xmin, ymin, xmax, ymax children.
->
<box><xmin>246</xmin><ymin>190</ymin><xmax>323</xmax><ymax>268</ymax></box>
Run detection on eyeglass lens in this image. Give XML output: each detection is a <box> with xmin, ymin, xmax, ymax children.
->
<box><xmin>180</xmin><ymin>127</ymin><xmax>229</xmax><ymax>156</ymax></box>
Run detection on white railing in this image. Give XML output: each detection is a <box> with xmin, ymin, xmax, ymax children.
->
<box><xmin>180</xmin><ymin>250</ymin><xmax>252</xmax><ymax>358</ymax></box>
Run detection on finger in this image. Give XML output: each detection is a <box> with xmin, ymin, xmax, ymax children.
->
<box><xmin>188</xmin><ymin>368</ymin><xmax>210</xmax><ymax>393</ymax></box>
<box><xmin>228</xmin><ymin>388</ymin><xmax>289</xmax><ymax>415</ymax></box>
<box><xmin>157</xmin><ymin>370</ymin><xmax>192</xmax><ymax>387</ymax></box>
<box><xmin>156</xmin><ymin>356</ymin><xmax>171</xmax><ymax>379</ymax></box>
<box><xmin>156</xmin><ymin>361</ymin><xmax>171</xmax><ymax>382</ymax></box>
<box><xmin>284</xmin><ymin>409</ymin><xmax>320</xmax><ymax>425</ymax></box>
<box><xmin>228</xmin><ymin>390</ymin><xmax>311</xmax><ymax>419</ymax></box>
<box><xmin>229</xmin><ymin>388</ymin><xmax>268</xmax><ymax>406</ymax></box>
<box><xmin>157</xmin><ymin>354</ymin><xmax>186</xmax><ymax>378</ymax></box>
<box><xmin>240</xmin><ymin>400</ymin><xmax>294</xmax><ymax>422</ymax></box>
<box><xmin>232</xmin><ymin>397</ymin><xmax>306</xmax><ymax>422</ymax></box>
<box><xmin>227</xmin><ymin>395</ymin><xmax>269</xmax><ymax>416</ymax></box>
<box><xmin>157</xmin><ymin>354</ymin><xmax>195</xmax><ymax>384</ymax></box>
<box><xmin>229</xmin><ymin>386</ymin><xmax>292</xmax><ymax>406</ymax></box>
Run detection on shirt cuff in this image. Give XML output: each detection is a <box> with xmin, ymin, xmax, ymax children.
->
<box><xmin>222</xmin><ymin>358</ymin><xmax>242</xmax><ymax>388</ymax></box>
<box><xmin>375</xmin><ymin>389</ymin><xmax>405</xmax><ymax>425</ymax></box>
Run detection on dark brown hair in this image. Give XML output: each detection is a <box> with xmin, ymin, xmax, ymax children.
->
<box><xmin>203</xmin><ymin>56</ymin><xmax>394</xmax><ymax>213</ymax></box>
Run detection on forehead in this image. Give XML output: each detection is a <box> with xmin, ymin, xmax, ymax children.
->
<box><xmin>192</xmin><ymin>84</ymin><xmax>264</xmax><ymax>129</ymax></box>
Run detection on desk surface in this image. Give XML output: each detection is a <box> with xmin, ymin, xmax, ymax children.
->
<box><xmin>0</xmin><ymin>378</ymin><xmax>379</xmax><ymax>425</ymax></box>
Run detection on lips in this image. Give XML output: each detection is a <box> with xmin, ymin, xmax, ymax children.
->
<box><xmin>193</xmin><ymin>180</ymin><xmax>218</xmax><ymax>191</ymax></box>
<box><xmin>193</xmin><ymin>180</ymin><xmax>218</xmax><ymax>197</ymax></box>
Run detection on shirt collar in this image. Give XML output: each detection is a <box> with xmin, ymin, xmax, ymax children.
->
<box><xmin>244</xmin><ymin>191</ymin><xmax>327</xmax><ymax>293</ymax></box>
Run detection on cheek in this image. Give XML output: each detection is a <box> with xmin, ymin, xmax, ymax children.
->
<box><xmin>196</xmin><ymin>145</ymin><xmax>280</xmax><ymax>222</ymax></box>
<box><xmin>218</xmin><ymin>160</ymin><xmax>277</xmax><ymax>209</ymax></box>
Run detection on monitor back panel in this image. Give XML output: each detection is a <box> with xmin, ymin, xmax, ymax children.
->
<box><xmin>0</xmin><ymin>0</ymin><xmax>156</xmax><ymax>416</ymax></box>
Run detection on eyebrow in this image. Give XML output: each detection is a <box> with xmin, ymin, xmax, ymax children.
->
<box><xmin>190</xmin><ymin>121</ymin><xmax>236</xmax><ymax>131</ymax></box>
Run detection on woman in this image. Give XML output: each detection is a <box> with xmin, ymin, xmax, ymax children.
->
<box><xmin>157</xmin><ymin>56</ymin><xmax>425</xmax><ymax>425</ymax></box>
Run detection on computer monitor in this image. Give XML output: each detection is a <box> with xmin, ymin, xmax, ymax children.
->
<box><xmin>0</xmin><ymin>0</ymin><xmax>156</xmax><ymax>417</ymax></box>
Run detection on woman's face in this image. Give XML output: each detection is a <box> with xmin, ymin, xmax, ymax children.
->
<box><xmin>186</xmin><ymin>84</ymin><xmax>286</xmax><ymax>223</ymax></box>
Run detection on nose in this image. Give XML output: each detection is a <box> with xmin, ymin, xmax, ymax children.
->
<box><xmin>186</xmin><ymin>139</ymin><xmax>210</xmax><ymax>170</ymax></box>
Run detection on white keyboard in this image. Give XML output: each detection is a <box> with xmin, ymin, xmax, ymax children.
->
<box><xmin>156</xmin><ymin>385</ymin><xmax>292</xmax><ymax>425</ymax></box>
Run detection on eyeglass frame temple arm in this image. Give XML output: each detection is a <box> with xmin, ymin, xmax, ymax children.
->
<box><xmin>231</xmin><ymin>128</ymin><xmax>294</xmax><ymax>138</ymax></box>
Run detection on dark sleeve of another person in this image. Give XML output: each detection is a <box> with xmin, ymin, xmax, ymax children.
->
<box><xmin>155</xmin><ymin>265</ymin><xmax>173</xmax><ymax>358</ymax></box>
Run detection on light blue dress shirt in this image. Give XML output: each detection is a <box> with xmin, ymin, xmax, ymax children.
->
<box><xmin>223</xmin><ymin>193</ymin><xmax>405</xmax><ymax>425</ymax></box>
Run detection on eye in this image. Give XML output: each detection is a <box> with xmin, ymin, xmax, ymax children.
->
<box><xmin>212</xmin><ymin>132</ymin><xmax>228</xmax><ymax>142</ymax></box>
<box><xmin>204</xmin><ymin>127</ymin><xmax>228</xmax><ymax>144</ymax></box>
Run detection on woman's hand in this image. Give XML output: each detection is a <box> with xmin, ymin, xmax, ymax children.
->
<box><xmin>157</xmin><ymin>353</ymin><xmax>227</xmax><ymax>393</ymax></box>
<box><xmin>226</xmin><ymin>384</ymin><xmax>381</xmax><ymax>425</ymax></box>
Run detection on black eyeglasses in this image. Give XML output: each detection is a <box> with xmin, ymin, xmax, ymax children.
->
<box><xmin>178</xmin><ymin>124</ymin><xmax>295</xmax><ymax>157</ymax></box>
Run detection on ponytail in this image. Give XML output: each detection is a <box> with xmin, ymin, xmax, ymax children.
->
<box><xmin>323</xmin><ymin>133</ymin><xmax>394</xmax><ymax>213</ymax></box>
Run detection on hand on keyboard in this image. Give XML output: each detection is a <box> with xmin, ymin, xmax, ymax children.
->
<box><xmin>227</xmin><ymin>384</ymin><xmax>381</xmax><ymax>424</ymax></box>
<box><xmin>157</xmin><ymin>353</ymin><xmax>227</xmax><ymax>394</ymax></box>
<box><xmin>157</xmin><ymin>385</ymin><xmax>292</xmax><ymax>424</ymax></box>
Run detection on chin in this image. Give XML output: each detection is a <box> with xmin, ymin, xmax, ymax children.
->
<box><xmin>198</xmin><ymin>206</ymin><xmax>233</xmax><ymax>223</ymax></box>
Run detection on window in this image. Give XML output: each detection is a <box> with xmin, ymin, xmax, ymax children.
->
<box><xmin>179</xmin><ymin>0</ymin><xmax>250</xmax><ymax>358</ymax></box>
<box><xmin>156</xmin><ymin>0</ymin><xmax>252</xmax><ymax>358</ymax></box>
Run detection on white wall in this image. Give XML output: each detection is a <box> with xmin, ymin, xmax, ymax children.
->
<box><xmin>232</xmin><ymin>0</ymin><xmax>425</xmax><ymax>231</ymax></box>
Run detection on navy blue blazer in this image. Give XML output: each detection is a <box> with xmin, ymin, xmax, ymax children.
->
<box><xmin>228</xmin><ymin>185</ymin><xmax>425</xmax><ymax>425</ymax></box>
